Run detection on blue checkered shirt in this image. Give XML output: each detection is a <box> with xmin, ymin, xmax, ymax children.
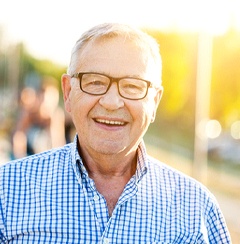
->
<box><xmin>0</xmin><ymin>136</ymin><xmax>231</xmax><ymax>243</ymax></box>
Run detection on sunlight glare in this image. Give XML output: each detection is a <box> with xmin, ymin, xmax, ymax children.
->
<box><xmin>1</xmin><ymin>0</ymin><xmax>240</xmax><ymax>64</ymax></box>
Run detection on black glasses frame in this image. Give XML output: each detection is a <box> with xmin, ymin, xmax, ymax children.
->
<box><xmin>71</xmin><ymin>72</ymin><xmax>154</xmax><ymax>100</ymax></box>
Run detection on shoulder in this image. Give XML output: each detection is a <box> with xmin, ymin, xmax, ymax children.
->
<box><xmin>145</xmin><ymin>156</ymin><xmax>231</xmax><ymax>242</ymax></box>
<box><xmin>147</xmin><ymin>155</ymin><xmax>201</xmax><ymax>183</ymax></box>
<box><xmin>0</xmin><ymin>143</ymin><xmax>73</xmax><ymax>180</ymax></box>
<box><xmin>145</xmin><ymin>156</ymin><xmax>224</xmax><ymax>225</ymax></box>
<box><xmin>146</xmin><ymin>155</ymin><xmax>216</xmax><ymax>204</ymax></box>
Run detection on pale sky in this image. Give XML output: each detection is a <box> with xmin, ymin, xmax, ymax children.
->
<box><xmin>1</xmin><ymin>0</ymin><xmax>240</xmax><ymax>66</ymax></box>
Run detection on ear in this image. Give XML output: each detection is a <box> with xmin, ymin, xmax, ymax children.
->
<box><xmin>61</xmin><ymin>74</ymin><xmax>72</xmax><ymax>113</ymax></box>
<box><xmin>151</xmin><ymin>86</ymin><xmax>163</xmax><ymax>123</ymax></box>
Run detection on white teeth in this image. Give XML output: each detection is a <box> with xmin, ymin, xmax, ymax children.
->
<box><xmin>96</xmin><ymin>119</ymin><xmax>125</xmax><ymax>125</ymax></box>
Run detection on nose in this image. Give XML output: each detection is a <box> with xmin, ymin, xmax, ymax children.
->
<box><xmin>99</xmin><ymin>83</ymin><xmax>124</xmax><ymax>110</ymax></box>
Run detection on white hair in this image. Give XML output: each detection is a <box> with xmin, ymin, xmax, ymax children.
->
<box><xmin>67</xmin><ymin>23</ymin><xmax>162</xmax><ymax>84</ymax></box>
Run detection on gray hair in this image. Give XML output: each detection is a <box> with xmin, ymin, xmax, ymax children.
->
<box><xmin>67</xmin><ymin>23</ymin><xmax>162</xmax><ymax>82</ymax></box>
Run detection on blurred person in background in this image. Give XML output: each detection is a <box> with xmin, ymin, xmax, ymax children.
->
<box><xmin>0</xmin><ymin>23</ymin><xmax>231</xmax><ymax>243</ymax></box>
<box><xmin>11</xmin><ymin>76</ymin><xmax>66</xmax><ymax>159</ymax></box>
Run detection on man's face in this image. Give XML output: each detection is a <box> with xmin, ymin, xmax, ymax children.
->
<box><xmin>62</xmin><ymin>36</ymin><xmax>162</xmax><ymax>156</ymax></box>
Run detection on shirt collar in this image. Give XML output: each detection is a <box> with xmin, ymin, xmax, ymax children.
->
<box><xmin>70</xmin><ymin>135</ymin><xmax>87</xmax><ymax>180</ymax></box>
<box><xmin>71</xmin><ymin>135</ymin><xmax>148</xmax><ymax>183</ymax></box>
<box><xmin>135</xmin><ymin>140</ymin><xmax>148</xmax><ymax>183</ymax></box>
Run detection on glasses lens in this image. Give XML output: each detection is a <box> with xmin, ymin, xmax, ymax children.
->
<box><xmin>81</xmin><ymin>73</ymin><xmax>110</xmax><ymax>94</ymax></box>
<box><xmin>119</xmin><ymin>78</ymin><xmax>148</xmax><ymax>99</ymax></box>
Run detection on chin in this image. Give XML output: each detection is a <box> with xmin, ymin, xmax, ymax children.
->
<box><xmin>92</xmin><ymin>140</ymin><xmax>128</xmax><ymax>155</ymax></box>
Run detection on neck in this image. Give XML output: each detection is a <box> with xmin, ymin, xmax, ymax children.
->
<box><xmin>81</xmin><ymin>148</ymin><xmax>137</xmax><ymax>178</ymax></box>
<box><xmin>78</xmin><ymin>143</ymin><xmax>138</xmax><ymax>216</ymax></box>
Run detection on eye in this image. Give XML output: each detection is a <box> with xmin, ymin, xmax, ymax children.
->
<box><xmin>88</xmin><ymin>79</ymin><xmax>105</xmax><ymax>86</ymax></box>
<box><xmin>120</xmin><ymin>79</ymin><xmax>147</xmax><ymax>94</ymax></box>
<box><xmin>82</xmin><ymin>75</ymin><xmax>108</xmax><ymax>87</ymax></box>
<box><xmin>81</xmin><ymin>74</ymin><xmax>110</xmax><ymax>94</ymax></box>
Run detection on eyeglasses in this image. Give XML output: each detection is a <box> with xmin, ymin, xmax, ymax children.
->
<box><xmin>71</xmin><ymin>72</ymin><xmax>155</xmax><ymax>100</ymax></box>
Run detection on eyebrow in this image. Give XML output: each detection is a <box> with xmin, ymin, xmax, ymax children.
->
<box><xmin>79</xmin><ymin>71</ymin><xmax>146</xmax><ymax>80</ymax></box>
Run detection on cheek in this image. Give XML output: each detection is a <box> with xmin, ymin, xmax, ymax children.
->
<box><xmin>70</xmin><ymin>92</ymin><xmax>99</xmax><ymax>121</ymax></box>
<box><xmin>70</xmin><ymin>97</ymin><xmax>84</xmax><ymax>118</ymax></box>
<box><xmin>132</xmin><ymin>102</ymin><xmax>154</xmax><ymax>126</ymax></box>
<box><xmin>69</xmin><ymin>96</ymin><xmax>89</xmax><ymax>135</ymax></box>
<box><xmin>142</xmin><ymin>99</ymin><xmax>158</xmax><ymax>125</ymax></box>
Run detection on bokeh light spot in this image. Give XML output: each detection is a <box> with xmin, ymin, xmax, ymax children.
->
<box><xmin>206</xmin><ymin>120</ymin><xmax>222</xmax><ymax>139</ymax></box>
<box><xmin>231</xmin><ymin>121</ymin><xmax>240</xmax><ymax>139</ymax></box>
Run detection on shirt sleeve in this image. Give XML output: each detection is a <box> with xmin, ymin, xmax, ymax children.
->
<box><xmin>205</xmin><ymin>196</ymin><xmax>232</xmax><ymax>243</ymax></box>
<box><xmin>0</xmin><ymin>168</ymin><xmax>7</xmax><ymax>243</ymax></box>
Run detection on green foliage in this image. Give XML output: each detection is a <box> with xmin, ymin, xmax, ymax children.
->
<box><xmin>0</xmin><ymin>42</ymin><xmax>66</xmax><ymax>91</ymax></box>
<box><xmin>28</xmin><ymin>56</ymin><xmax>66</xmax><ymax>90</ymax></box>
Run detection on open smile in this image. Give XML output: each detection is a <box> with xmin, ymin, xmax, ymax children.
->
<box><xmin>94</xmin><ymin>118</ymin><xmax>126</xmax><ymax>126</ymax></box>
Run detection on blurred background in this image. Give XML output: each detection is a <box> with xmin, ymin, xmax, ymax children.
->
<box><xmin>0</xmin><ymin>0</ymin><xmax>239</xmax><ymax>242</ymax></box>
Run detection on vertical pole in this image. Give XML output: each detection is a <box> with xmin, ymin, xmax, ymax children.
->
<box><xmin>193</xmin><ymin>32</ymin><xmax>213</xmax><ymax>184</ymax></box>
<box><xmin>7</xmin><ymin>45</ymin><xmax>20</xmax><ymax>109</ymax></box>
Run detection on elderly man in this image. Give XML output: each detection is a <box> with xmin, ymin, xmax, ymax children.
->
<box><xmin>0</xmin><ymin>23</ymin><xmax>231</xmax><ymax>243</ymax></box>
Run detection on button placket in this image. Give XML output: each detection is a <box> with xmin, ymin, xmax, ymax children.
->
<box><xmin>102</xmin><ymin>237</ymin><xmax>110</xmax><ymax>244</ymax></box>
<box><xmin>93</xmin><ymin>194</ymin><xmax>99</xmax><ymax>201</ymax></box>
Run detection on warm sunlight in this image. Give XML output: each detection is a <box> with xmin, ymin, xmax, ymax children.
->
<box><xmin>0</xmin><ymin>0</ymin><xmax>239</xmax><ymax>65</ymax></box>
<box><xmin>1</xmin><ymin>1</ymin><xmax>240</xmax><ymax>242</ymax></box>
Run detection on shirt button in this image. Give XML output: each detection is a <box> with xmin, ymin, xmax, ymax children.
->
<box><xmin>93</xmin><ymin>194</ymin><xmax>99</xmax><ymax>201</ymax></box>
<box><xmin>103</xmin><ymin>238</ymin><xmax>110</xmax><ymax>244</ymax></box>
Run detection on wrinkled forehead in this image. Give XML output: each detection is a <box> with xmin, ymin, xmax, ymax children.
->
<box><xmin>75</xmin><ymin>32</ymin><xmax>160</xmax><ymax>60</ymax></box>
<box><xmin>76</xmin><ymin>36</ymin><xmax>152</xmax><ymax>62</ymax></box>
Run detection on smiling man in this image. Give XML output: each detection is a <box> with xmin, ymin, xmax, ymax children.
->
<box><xmin>0</xmin><ymin>23</ymin><xmax>231</xmax><ymax>243</ymax></box>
